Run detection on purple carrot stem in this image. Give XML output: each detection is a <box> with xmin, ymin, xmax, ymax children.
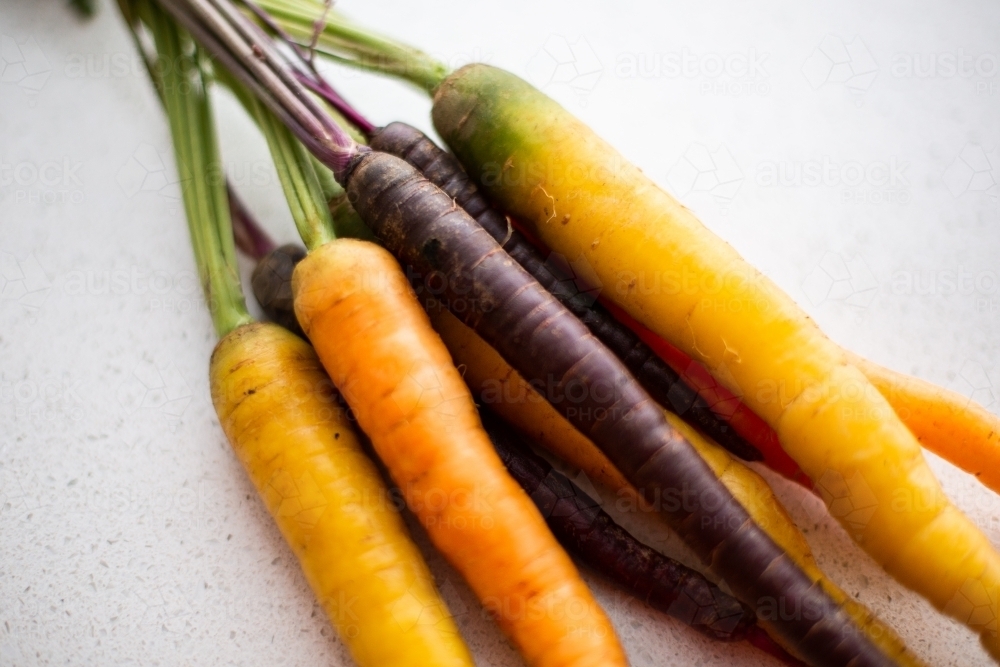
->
<box><xmin>239</xmin><ymin>0</ymin><xmax>376</xmax><ymax>138</ymax></box>
<box><xmin>241</xmin><ymin>0</ymin><xmax>317</xmax><ymax>71</ymax></box>
<box><xmin>295</xmin><ymin>72</ymin><xmax>376</xmax><ymax>138</ymax></box>
<box><xmin>157</xmin><ymin>0</ymin><xmax>364</xmax><ymax>182</ymax></box>
<box><xmin>305</xmin><ymin>0</ymin><xmax>333</xmax><ymax>64</ymax></box>
<box><xmin>228</xmin><ymin>186</ymin><xmax>276</xmax><ymax>260</ymax></box>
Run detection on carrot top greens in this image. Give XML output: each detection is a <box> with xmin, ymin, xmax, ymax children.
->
<box><xmin>252</xmin><ymin>0</ymin><xmax>450</xmax><ymax>91</ymax></box>
<box><xmin>220</xmin><ymin>69</ymin><xmax>335</xmax><ymax>250</ymax></box>
<box><xmin>138</xmin><ymin>0</ymin><xmax>251</xmax><ymax>337</ymax></box>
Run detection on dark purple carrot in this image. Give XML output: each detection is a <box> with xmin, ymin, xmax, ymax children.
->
<box><xmin>250</xmin><ymin>243</ymin><xmax>306</xmax><ymax>336</ymax></box>
<box><xmin>369</xmin><ymin>122</ymin><xmax>761</xmax><ymax>463</ymax></box>
<box><xmin>229</xmin><ymin>187</ymin><xmax>277</xmax><ymax>259</ymax></box>
<box><xmin>162</xmin><ymin>2</ymin><xmax>895</xmax><ymax>663</ymax></box>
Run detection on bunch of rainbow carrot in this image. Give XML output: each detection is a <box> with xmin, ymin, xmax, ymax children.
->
<box><xmin>111</xmin><ymin>0</ymin><xmax>1000</xmax><ymax>664</ymax></box>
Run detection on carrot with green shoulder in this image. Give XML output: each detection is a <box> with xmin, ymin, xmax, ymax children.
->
<box><xmin>259</xmin><ymin>0</ymin><xmax>1000</xmax><ymax>489</ymax></box>
<box><xmin>238</xmin><ymin>0</ymin><xmax>810</xmax><ymax>484</ymax></box>
<box><xmin>128</xmin><ymin>4</ymin><xmax>473</xmax><ymax>664</ymax></box>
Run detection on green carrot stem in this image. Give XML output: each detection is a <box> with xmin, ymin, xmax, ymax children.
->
<box><xmin>218</xmin><ymin>68</ymin><xmax>335</xmax><ymax>250</ymax></box>
<box><xmin>145</xmin><ymin>0</ymin><xmax>251</xmax><ymax>337</ymax></box>
<box><xmin>253</xmin><ymin>0</ymin><xmax>449</xmax><ymax>92</ymax></box>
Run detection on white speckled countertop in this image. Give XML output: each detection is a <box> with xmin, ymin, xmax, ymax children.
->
<box><xmin>2</xmin><ymin>0</ymin><xmax>998</xmax><ymax>665</ymax></box>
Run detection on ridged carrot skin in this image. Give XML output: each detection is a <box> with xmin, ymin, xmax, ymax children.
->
<box><xmin>432</xmin><ymin>308</ymin><xmax>925</xmax><ymax>667</ymax></box>
<box><xmin>432</xmin><ymin>63</ymin><xmax>1000</xmax><ymax>658</ymax></box>
<box><xmin>666</xmin><ymin>412</ymin><xmax>926</xmax><ymax>667</ymax></box>
<box><xmin>291</xmin><ymin>238</ymin><xmax>628</xmax><ymax>667</ymax></box>
<box><xmin>209</xmin><ymin>321</ymin><xmax>473</xmax><ymax>667</ymax></box>
<box><xmin>851</xmin><ymin>353</ymin><xmax>1000</xmax><ymax>495</ymax></box>
<box><xmin>344</xmin><ymin>151</ymin><xmax>897</xmax><ymax>667</ymax></box>
<box><xmin>596</xmin><ymin>295</ymin><xmax>811</xmax><ymax>488</ymax></box>
<box><xmin>247</xmin><ymin>243</ymin><xmax>634</xmax><ymax>500</ymax></box>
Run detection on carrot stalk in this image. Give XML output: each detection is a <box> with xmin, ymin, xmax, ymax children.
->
<box><xmin>254</xmin><ymin>0</ymin><xmax>448</xmax><ymax>92</ymax></box>
<box><xmin>144</xmin><ymin>0</ymin><xmax>249</xmax><ymax>337</ymax></box>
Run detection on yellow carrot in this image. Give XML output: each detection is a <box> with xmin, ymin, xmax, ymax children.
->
<box><xmin>211</xmin><ymin>323</ymin><xmax>473</xmax><ymax>665</ymax></box>
<box><xmin>293</xmin><ymin>238</ymin><xmax>628</xmax><ymax>667</ymax></box>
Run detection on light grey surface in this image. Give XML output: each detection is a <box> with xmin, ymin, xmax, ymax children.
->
<box><xmin>1</xmin><ymin>0</ymin><xmax>998</xmax><ymax>665</ymax></box>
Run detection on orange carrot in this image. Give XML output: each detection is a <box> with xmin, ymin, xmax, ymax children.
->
<box><xmin>851</xmin><ymin>353</ymin><xmax>1000</xmax><ymax>494</ymax></box>
<box><xmin>293</xmin><ymin>238</ymin><xmax>627</xmax><ymax>667</ymax></box>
